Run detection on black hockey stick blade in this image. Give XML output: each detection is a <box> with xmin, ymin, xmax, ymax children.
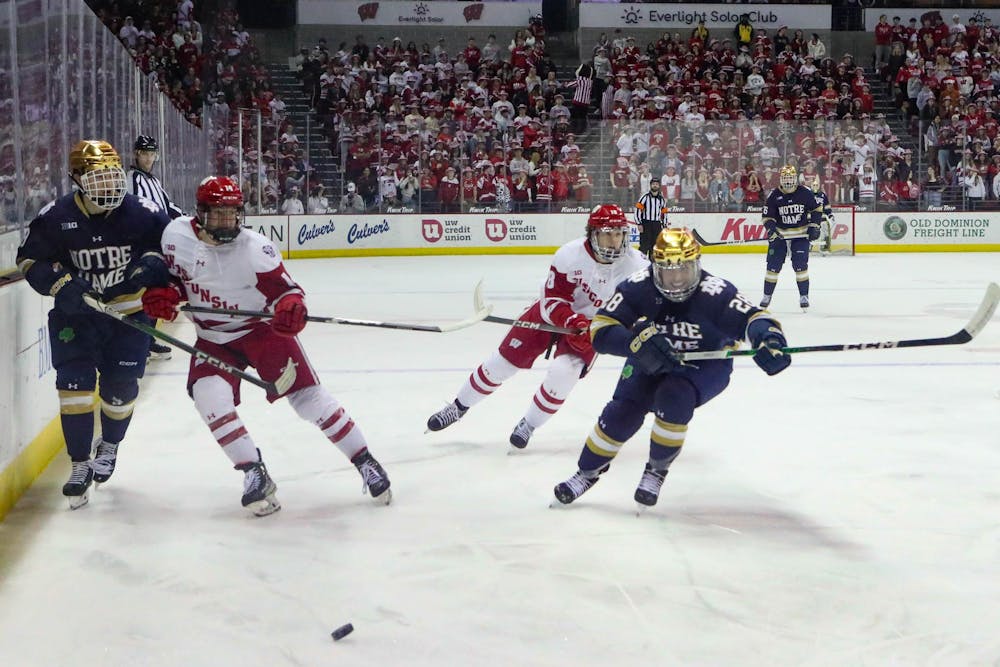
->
<box><xmin>483</xmin><ymin>314</ymin><xmax>582</xmax><ymax>335</ymax></box>
<box><xmin>677</xmin><ymin>282</ymin><xmax>1000</xmax><ymax>361</ymax></box>
<box><xmin>692</xmin><ymin>228</ymin><xmax>768</xmax><ymax>247</ymax></box>
<box><xmin>180</xmin><ymin>280</ymin><xmax>493</xmax><ymax>333</ymax></box>
<box><xmin>83</xmin><ymin>296</ymin><xmax>287</xmax><ymax>394</ymax></box>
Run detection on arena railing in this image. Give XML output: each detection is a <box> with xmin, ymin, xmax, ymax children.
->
<box><xmin>0</xmin><ymin>0</ymin><xmax>210</xmax><ymax>277</ymax></box>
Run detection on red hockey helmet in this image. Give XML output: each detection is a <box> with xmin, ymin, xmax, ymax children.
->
<box><xmin>586</xmin><ymin>203</ymin><xmax>630</xmax><ymax>263</ymax></box>
<box><xmin>195</xmin><ymin>176</ymin><xmax>244</xmax><ymax>243</ymax></box>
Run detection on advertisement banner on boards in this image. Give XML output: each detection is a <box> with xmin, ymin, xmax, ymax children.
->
<box><xmin>580</xmin><ymin>3</ymin><xmax>832</xmax><ymax>30</ymax></box>
<box><xmin>856</xmin><ymin>212</ymin><xmax>1000</xmax><ymax>249</ymax></box>
<box><xmin>298</xmin><ymin>0</ymin><xmax>542</xmax><ymax>27</ymax></box>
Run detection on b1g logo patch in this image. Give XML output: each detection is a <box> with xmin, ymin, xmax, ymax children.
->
<box><xmin>883</xmin><ymin>216</ymin><xmax>907</xmax><ymax>241</ymax></box>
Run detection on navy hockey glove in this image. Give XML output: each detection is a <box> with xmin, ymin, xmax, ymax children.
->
<box><xmin>807</xmin><ymin>224</ymin><xmax>821</xmax><ymax>241</ymax></box>
<box><xmin>51</xmin><ymin>274</ymin><xmax>95</xmax><ymax>316</ymax></box>
<box><xmin>629</xmin><ymin>323</ymin><xmax>681</xmax><ymax>375</ymax></box>
<box><xmin>753</xmin><ymin>331</ymin><xmax>791</xmax><ymax>376</ymax></box>
<box><xmin>764</xmin><ymin>221</ymin><xmax>780</xmax><ymax>242</ymax></box>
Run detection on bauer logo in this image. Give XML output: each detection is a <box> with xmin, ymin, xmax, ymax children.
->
<box><xmin>485</xmin><ymin>218</ymin><xmax>507</xmax><ymax>242</ymax></box>
<box><xmin>883</xmin><ymin>215</ymin><xmax>907</xmax><ymax>241</ymax></box>
<box><xmin>422</xmin><ymin>219</ymin><xmax>443</xmax><ymax>243</ymax></box>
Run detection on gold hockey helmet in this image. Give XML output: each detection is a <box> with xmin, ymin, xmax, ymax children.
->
<box><xmin>68</xmin><ymin>140</ymin><xmax>127</xmax><ymax>210</ymax></box>
<box><xmin>651</xmin><ymin>228</ymin><xmax>701</xmax><ymax>302</ymax></box>
<box><xmin>779</xmin><ymin>164</ymin><xmax>798</xmax><ymax>194</ymax></box>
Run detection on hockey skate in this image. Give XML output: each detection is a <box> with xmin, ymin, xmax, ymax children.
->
<box><xmin>91</xmin><ymin>438</ymin><xmax>119</xmax><ymax>485</ymax></box>
<box><xmin>508</xmin><ymin>418</ymin><xmax>535</xmax><ymax>450</ymax></box>
<box><xmin>353</xmin><ymin>450</ymin><xmax>392</xmax><ymax>505</ymax></box>
<box><xmin>63</xmin><ymin>460</ymin><xmax>94</xmax><ymax>510</ymax></box>
<box><xmin>800</xmin><ymin>295</ymin><xmax>810</xmax><ymax>311</ymax></box>
<box><xmin>235</xmin><ymin>453</ymin><xmax>280</xmax><ymax>516</ymax></box>
<box><xmin>634</xmin><ymin>463</ymin><xmax>668</xmax><ymax>509</ymax></box>
<box><xmin>425</xmin><ymin>400</ymin><xmax>467</xmax><ymax>432</ymax></box>
<box><xmin>552</xmin><ymin>465</ymin><xmax>608</xmax><ymax>506</ymax></box>
<box><xmin>759</xmin><ymin>294</ymin><xmax>772</xmax><ymax>308</ymax></box>
<box><xmin>148</xmin><ymin>342</ymin><xmax>172</xmax><ymax>361</ymax></box>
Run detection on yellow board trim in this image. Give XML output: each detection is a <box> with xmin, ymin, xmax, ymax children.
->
<box><xmin>0</xmin><ymin>417</ymin><xmax>64</xmax><ymax>522</ymax></box>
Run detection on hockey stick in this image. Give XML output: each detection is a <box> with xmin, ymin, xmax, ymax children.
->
<box><xmin>692</xmin><ymin>228</ymin><xmax>769</xmax><ymax>247</ymax></box>
<box><xmin>677</xmin><ymin>282</ymin><xmax>1000</xmax><ymax>361</ymax></box>
<box><xmin>83</xmin><ymin>296</ymin><xmax>296</xmax><ymax>394</ymax></box>
<box><xmin>180</xmin><ymin>280</ymin><xmax>493</xmax><ymax>334</ymax></box>
<box><xmin>483</xmin><ymin>314</ymin><xmax>582</xmax><ymax>335</ymax></box>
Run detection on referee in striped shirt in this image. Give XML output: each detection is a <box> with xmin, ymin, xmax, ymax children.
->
<box><xmin>129</xmin><ymin>135</ymin><xmax>184</xmax><ymax>219</ymax></box>
<box><xmin>129</xmin><ymin>135</ymin><xmax>183</xmax><ymax>361</ymax></box>
<box><xmin>635</xmin><ymin>180</ymin><xmax>669</xmax><ymax>255</ymax></box>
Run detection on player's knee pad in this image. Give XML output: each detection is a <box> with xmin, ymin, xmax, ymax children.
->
<box><xmin>599</xmin><ymin>398</ymin><xmax>647</xmax><ymax>442</ymax></box>
<box><xmin>652</xmin><ymin>376</ymin><xmax>697</xmax><ymax>425</ymax></box>
<box><xmin>98</xmin><ymin>378</ymin><xmax>139</xmax><ymax>405</ymax></box>
<box><xmin>543</xmin><ymin>354</ymin><xmax>585</xmax><ymax>396</ymax></box>
<box><xmin>287</xmin><ymin>384</ymin><xmax>338</xmax><ymax>423</ymax></box>
<box><xmin>791</xmin><ymin>255</ymin><xmax>810</xmax><ymax>273</ymax></box>
<box><xmin>55</xmin><ymin>362</ymin><xmax>97</xmax><ymax>392</ymax></box>
<box><xmin>191</xmin><ymin>375</ymin><xmax>238</xmax><ymax>423</ymax></box>
<box><xmin>482</xmin><ymin>350</ymin><xmax>521</xmax><ymax>384</ymax></box>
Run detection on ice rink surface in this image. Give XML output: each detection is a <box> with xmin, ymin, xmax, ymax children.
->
<box><xmin>1</xmin><ymin>251</ymin><xmax>999</xmax><ymax>667</ymax></box>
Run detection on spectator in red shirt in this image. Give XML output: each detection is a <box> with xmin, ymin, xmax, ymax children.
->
<box><xmin>438</xmin><ymin>166</ymin><xmax>460</xmax><ymax>212</ymax></box>
<box><xmin>572</xmin><ymin>166</ymin><xmax>593</xmax><ymax>202</ymax></box>
<box><xmin>551</xmin><ymin>162</ymin><xmax>571</xmax><ymax>202</ymax></box>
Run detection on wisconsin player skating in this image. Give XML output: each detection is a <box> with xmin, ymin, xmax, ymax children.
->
<box><xmin>760</xmin><ymin>165</ymin><xmax>822</xmax><ymax>310</ymax></box>
<box><xmin>553</xmin><ymin>228</ymin><xmax>792</xmax><ymax>509</ymax></box>
<box><xmin>141</xmin><ymin>177</ymin><xmax>390</xmax><ymax>515</ymax></box>
<box><xmin>426</xmin><ymin>204</ymin><xmax>648</xmax><ymax>449</ymax></box>
<box><xmin>16</xmin><ymin>140</ymin><xmax>171</xmax><ymax>509</ymax></box>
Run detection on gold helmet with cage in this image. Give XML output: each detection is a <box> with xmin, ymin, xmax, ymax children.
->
<box><xmin>809</xmin><ymin>174</ymin><xmax>822</xmax><ymax>193</ymax></box>
<box><xmin>779</xmin><ymin>164</ymin><xmax>798</xmax><ymax>194</ymax></box>
<box><xmin>650</xmin><ymin>227</ymin><xmax>702</xmax><ymax>302</ymax></box>
<box><xmin>69</xmin><ymin>139</ymin><xmax>127</xmax><ymax>211</ymax></box>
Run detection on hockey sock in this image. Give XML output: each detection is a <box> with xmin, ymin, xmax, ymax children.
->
<box><xmin>648</xmin><ymin>417</ymin><xmax>687</xmax><ymax>469</ymax></box>
<box><xmin>192</xmin><ymin>376</ymin><xmax>258</xmax><ymax>465</ymax></box>
<box><xmin>795</xmin><ymin>269</ymin><xmax>810</xmax><ymax>296</ymax></box>
<box><xmin>287</xmin><ymin>385</ymin><xmax>368</xmax><ymax>459</ymax></box>
<box><xmin>455</xmin><ymin>351</ymin><xmax>519</xmax><ymax>409</ymax></box>
<box><xmin>522</xmin><ymin>354</ymin><xmax>582</xmax><ymax>429</ymax></box>
<box><xmin>578</xmin><ymin>422</ymin><xmax>622</xmax><ymax>473</ymax></box>
<box><xmin>98</xmin><ymin>378</ymin><xmax>139</xmax><ymax>445</ymax></box>
<box><xmin>763</xmin><ymin>270</ymin><xmax>779</xmax><ymax>297</ymax></box>
<box><xmin>56</xmin><ymin>364</ymin><xmax>97</xmax><ymax>462</ymax></box>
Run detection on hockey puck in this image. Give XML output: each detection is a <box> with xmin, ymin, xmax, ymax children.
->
<box><xmin>331</xmin><ymin>623</ymin><xmax>354</xmax><ymax>641</ymax></box>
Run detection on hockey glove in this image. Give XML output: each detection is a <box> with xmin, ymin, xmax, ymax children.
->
<box><xmin>629</xmin><ymin>323</ymin><xmax>681</xmax><ymax>375</ymax></box>
<box><xmin>272</xmin><ymin>293</ymin><xmax>308</xmax><ymax>337</ymax></box>
<box><xmin>142</xmin><ymin>284</ymin><xmax>183</xmax><ymax>321</ymax></box>
<box><xmin>753</xmin><ymin>330</ymin><xmax>792</xmax><ymax>376</ymax></box>
<box><xmin>764</xmin><ymin>221</ymin><xmax>781</xmax><ymax>242</ymax></box>
<box><xmin>562</xmin><ymin>313</ymin><xmax>590</xmax><ymax>333</ymax></box>
<box><xmin>565</xmin><ymin>330</ymin><xmax>593</xmax><ymax>357</ymax></box>
<box><xmin>51</xmin><ymin>274</ymin><xmax>95</xmax><ymax>316</ymax></box>
<box><xmin>807</xmin><ymin>224</ymin><xmax>821</xmax><ymax>241</ymax></box>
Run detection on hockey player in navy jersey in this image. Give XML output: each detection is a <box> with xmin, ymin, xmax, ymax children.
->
<box><xmin>759</xmin><ymin>165</ymin><xmax>822</xmax><ymax>310</ymax></box>
<box><xmin>553</xmin><ymin>228</ymin><xmax>791</xmax><ymax>509</ymax></box>
<box><xmin>16</xmin><ymin>140</ymin><xmax>170</xmax><ymax>509</ymax></box>
<box><xmin>810</xmin><ymin>175</ymin><xmax>833</xmax><ymax>255</ymax></box>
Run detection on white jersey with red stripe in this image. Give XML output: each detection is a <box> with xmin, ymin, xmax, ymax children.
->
<box><xmin>161</xmin><ymin>218</ymin><xmax>303</xmax><ymax>344</ymax></box>
<box><xmin>537</xmin><ymin>237</ymin><xmax>648</xmax><ymax>326</ymax></box>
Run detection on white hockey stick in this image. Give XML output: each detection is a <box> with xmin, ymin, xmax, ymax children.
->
<box><xmin>677</xmin><ymin>282</ymin><xmax>1000</xmax><ymax>361</ymax></box>
<box><xmin>181</xmin><ymin>280</ymin><xmax>493</xmax><ymax>333</ymax></box>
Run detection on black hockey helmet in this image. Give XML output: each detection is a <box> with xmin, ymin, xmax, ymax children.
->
<box><xmin>134</xmin><ymin>135</ymin><xmax>159</xmax><ymax>151</ymax></box>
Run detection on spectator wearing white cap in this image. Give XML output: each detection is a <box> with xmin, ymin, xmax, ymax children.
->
<box><xmin>340</xmin><ymin>182</ymin><xmax>366</xmax><ymax>212</ymax></box>
<box><xmin>949</xmin><ymin>14</ymin><xmax>966</xmax><ymax>46</ymax></box>
<box><xmin>281</xmin><ymin>186</ymin><xmax>305</xmax><ymax>215</ymax></box>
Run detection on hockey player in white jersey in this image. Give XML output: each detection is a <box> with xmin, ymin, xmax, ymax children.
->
<box><xmin>426</xmin><ymin>204</ymin><xmax>649</xmax><ymax>449</ymax></box>
<box><xmin>141</xmin><ymin>176</ymin><xmax>391</xmax><ymax>515</ymax></box>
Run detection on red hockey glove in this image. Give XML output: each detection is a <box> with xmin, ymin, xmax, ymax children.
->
<box><xmin>271</xmin><ymin>293</ymin><xmax>308</xmax><ymax>337</ymax></box>
<box><xmin>562</xmin><ymin>313</ymin><xmax>590</xmax><ymax>333</ymax></box>
<box><xmin>141</xmin><ymin>285</ymin><xmax>183</xmax><ymax>321</ymax></box>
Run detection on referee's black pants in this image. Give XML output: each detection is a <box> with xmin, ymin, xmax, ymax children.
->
<box><xmin>639</xmin><ymin>220</ymin><xmax>662</xmax><ymax>256</ymax></box>
<box><xmin>570</xmin><ymin>103</ymin><xmax>588</xmax><ymax>134</ymax></box>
